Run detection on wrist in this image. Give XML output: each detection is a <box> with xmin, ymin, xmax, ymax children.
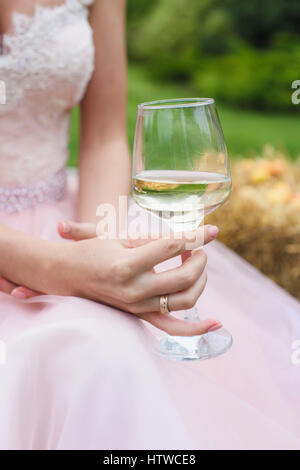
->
<box><xmin>40</xmin><ymin>242</ymin><xmax>72</xmax><ymax>295</ymax></box>
<box><xmin>38</xmin><ymin>241</ymin><xmax>61</xmax><ymax>293</ymax></box>
<box><xmin>44</xmin><ymin>241</ymin><xmax>84</xmax><ymax>297</ymax></box>
<box><xmin>20</xmin><ymin>239</ymin><xmax>63</xmax><ymax>294</ymax></box>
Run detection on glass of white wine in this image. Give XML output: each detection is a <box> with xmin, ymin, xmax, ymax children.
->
<box><xmin>132</xmin><ymin>98</ymin><xmax>232</xmax><ymax>360</ymax></box>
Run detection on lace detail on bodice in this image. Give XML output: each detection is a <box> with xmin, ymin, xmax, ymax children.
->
<box><xmin>0</xmin><ymin>0</ymin><xmax>95</xmax><ymax>191</ymax></box>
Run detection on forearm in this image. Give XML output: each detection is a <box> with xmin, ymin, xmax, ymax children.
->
<box><xmin>0</xmin><ymin>223</ymin><xmax>56</xmax><ymax>292</ymax></box>
<box><xmin>78</xmin><ymin>138</ymin><xmax>131</xmax><ymax>223</ymax></box>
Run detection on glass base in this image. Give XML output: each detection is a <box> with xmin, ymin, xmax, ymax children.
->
<box><xmin>158</xmin><ymin>328</ymin><xmax>232</xmax><ymax>361</ymax></box>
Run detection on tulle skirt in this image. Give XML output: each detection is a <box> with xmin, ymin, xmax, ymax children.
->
<box><xmin>0</xmin><ymin>172</ymin><xmax>300</xmax><ymax>450</ymax></box>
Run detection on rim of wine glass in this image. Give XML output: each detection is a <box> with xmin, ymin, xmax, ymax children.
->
<box><xmin>138</xmin><ymin>98</ymin><xmax>215</xmax><ymax>110</ymax></box>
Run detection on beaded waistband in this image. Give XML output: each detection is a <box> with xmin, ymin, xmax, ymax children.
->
<box><xmin>0</xmin><ymin>168</ymin><xmax>66</xmax><ymax>214</ymax></box>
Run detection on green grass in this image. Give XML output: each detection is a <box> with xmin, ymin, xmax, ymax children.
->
<box><xmin>68</xmin><ymin>65</ymin><xmax>300</xmax><ymax>166</ymax></box>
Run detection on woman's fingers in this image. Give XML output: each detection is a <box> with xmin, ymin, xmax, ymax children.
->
<box><xmin>128</xmin><ymin>270</ymin><xmax>207</xmax><ymax>314</ymax></box>
<box><xmin>0</xmin><ymin>278</ymin><xmax>39</xmax><ymax>299</ymax></box>
<box><xmin>142</xmin><ymin>312</ymin><xmax>222</xmax><ymax>337</ymax></box>
<box><xmin>131</xmin><ymin>225</ymin><xmax>218</xmax><ymax>272</ymax></box>
<box><xmin>122</xmin><ymin>232</ymin><xmax>160</xmax><ymax>248</ymax></box>
<box><xmin>133</xmin><ymin>250</ymin><xmax>207</xmax><ymax>300</ymax></box>
<box><xmin>115</xmin><ymin>250</ymin><xmax>207</xmax><ymax>304</ymax></box>
<box><xmin>167</xmin><ymin>269</ymin><xmax>207</xmax><ymax>311</ymax></box>
<box><xmin>58</xmin><ymin>222</ymin><xmax>218</xmax><ymax>250</ymax></box>
<box><xmin>126</xmin><ymin>225</ymin><xmax>218</xmax><ymax>250</ymax></box>
<box><xmin>181</xmin><ymin>250</ymin><xmax>192</xmax><ymax>263</ymax></box>
<box><xmin>58</xmin><ymin>221</ymin><xmax>96</xmax><ymax>241</ymax></box>
<box><xmin>11</xmin><ymin>287</ymin><xmax>41</xmax><ymax>299</ymax></box>
<box><xmin>0</xmin><ymin>277</ymin><xmax>18</xmax><ymax>295</ymax></box>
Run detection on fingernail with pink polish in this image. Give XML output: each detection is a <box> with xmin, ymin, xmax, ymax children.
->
<box><xmin>61</xmin><ymin>221</ymin><xmax>71</xmax><ymax>235</ymax></box>
<box><xmin>12</xmin><ymin>288</ymin><xmax>27</xmax><ymax>299</ymax></box>
<box><xmin>207</xmin><ymin>322</ymin><xmax>223</xmax><ymax>332</ymax></box>
<box><xmin>208</xmin><ymin>226</ymin><xmax>219</xmax><ymax>239</ymax></box>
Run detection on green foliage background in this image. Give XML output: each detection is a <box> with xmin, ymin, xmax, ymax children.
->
<box><xmin>128</xmin><ymin>0</ymin><xmax>300</xmax><ymax>112</ymax></box>
<box><xmin>69</xmin><ymin>0</ymin><xmax>300</xmax><ymax>165</ymax></box>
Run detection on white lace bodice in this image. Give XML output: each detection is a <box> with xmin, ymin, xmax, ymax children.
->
<box><xmin>0</xmin><ymin>0</ymin><xmax>95</xmax><ymax>195</ymax></box>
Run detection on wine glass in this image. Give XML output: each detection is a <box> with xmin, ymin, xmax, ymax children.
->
<box><xmin>132</xmin><ymin>98</ymin><xmax>232</xmax><ymax>360</ymax></box>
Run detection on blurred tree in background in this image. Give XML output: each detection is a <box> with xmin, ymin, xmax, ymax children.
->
<box><xmin>127</xmin><ymin>0</ymin><xmax>300</xmax><ymax>112</ymax></box>
<box><xmin>227</xmin><ymin>0</ymin><xmax>300</xmax><ymax>47</ymax></box>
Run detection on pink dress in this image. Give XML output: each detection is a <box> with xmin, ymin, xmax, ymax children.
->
<box><xmin>0</xmin><ymin>0</ymin><xmax>300</xmax><ymax>450</ymax></box>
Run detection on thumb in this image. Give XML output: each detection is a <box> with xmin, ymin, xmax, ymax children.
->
<box><xmin>58</xmin><ymin>221</ymin><xmax>96</xmax><ymax>241</ymax></box>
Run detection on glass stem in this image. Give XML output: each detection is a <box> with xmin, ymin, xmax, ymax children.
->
<box><xmin>170</xmin><ymin>222</ymin><xmax>203</xmax><ymax>324</ymax></box>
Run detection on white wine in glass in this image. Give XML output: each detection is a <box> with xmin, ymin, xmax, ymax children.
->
<box><xmin>134</xmin><ymin>170</ymin><xmax>231</xmax><ymax>232</ymax></box>
<box><xmin>132</xmin><ymin>98</ymin><xmax>232</xmax><ymax>360</ymax></box>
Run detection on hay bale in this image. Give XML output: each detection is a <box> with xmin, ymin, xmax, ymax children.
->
<box><xmin>206</xmin><ymin>146</ymin><xmax>300</xmax><ymax>300</ymax></box>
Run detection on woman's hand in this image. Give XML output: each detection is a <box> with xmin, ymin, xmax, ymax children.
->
<box><xmin>50</xmin><ymin>222</ymin><xmax>221</xmax><ymax>336</ymax></box>
<box><xmin>1</xmin><ymin>220</ymin><xmax>222</xmax><ymax>336</ymax></box>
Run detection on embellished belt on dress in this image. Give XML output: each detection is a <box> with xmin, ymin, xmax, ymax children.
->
<box><xmin>0</xmin><ymin>168</ymin><xmax>67</xmax><ymax>214</ymax></box>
